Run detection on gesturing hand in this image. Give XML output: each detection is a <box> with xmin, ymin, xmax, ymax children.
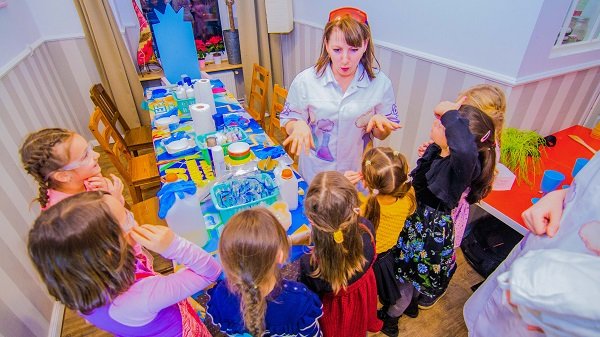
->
<box><xmin>366</xmin><ymin>114</ymin><xmax>401</xmax><ymax>134</ymax></box>
<box><xmin>344</xmin><ymin>170</ymin><xmax>363</xmax><ymax>185</ymax></box>
<box><xmin>417</xmin><ymin>140</ymin><xmax>434</xmax><ymax>157</ymax></box>
<box><xmin>282</xmin><ymin>120</ymin><xmax>315</xmax><ymax>156</ymax></box>
<box><xmin>130</xmin><ymin>225</ymin><xmax>175</xmax><ymax>254</ymax></box>
<box><xmin>521</xmin><ymin>189</ymin><xmax>566</xmax><ymax>237</ymax></box>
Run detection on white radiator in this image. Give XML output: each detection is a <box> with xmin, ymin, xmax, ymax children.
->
<box><xmin>211</xmin><ymin>70</ymin><xmax>238</xmax><ymax>98</ymax></box>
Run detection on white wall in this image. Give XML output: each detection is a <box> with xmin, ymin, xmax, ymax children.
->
<box><xmin>0</xmin><ymin>0</ymin><xmax>42</xmax><ymax>67</ymax></box>
<box><xmin>292</xmin><ymin>0</ymin><xmax>544</xmax><ymax>79</ymax></box>
<box><xmin>26</xmin><ymin>0</ymin><xmax>83</xmax><ymax>39</ymax></box>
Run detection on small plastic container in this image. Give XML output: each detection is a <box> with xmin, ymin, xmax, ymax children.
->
<box><xmin>276</xmin><ymin>168</ymin><xmax>298</xmax><ymax>211</ymax></box>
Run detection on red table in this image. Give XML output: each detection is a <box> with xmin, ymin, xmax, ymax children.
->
<box><xmin>480</xmin><ymin>125</ymin><xmax>599</xmax><ymax>234</ymax></box>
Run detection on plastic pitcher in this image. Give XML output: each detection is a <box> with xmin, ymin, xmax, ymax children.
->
<box><xmin>276</xmin><ymin>168</ymin><xmax>298</xmax><ymax>211</ymax></box>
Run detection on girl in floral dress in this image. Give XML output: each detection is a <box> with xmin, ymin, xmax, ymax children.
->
<box><xmin>396</xmin><ymin>103</ymin><xmax>497</xmax><ymax>309</ymax></box>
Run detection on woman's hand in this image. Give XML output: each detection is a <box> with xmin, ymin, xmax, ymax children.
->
<box><xmin>434</xmin><ymin>96</ymin><xmax>467</xmax><ymax>119</ymax></box>
<box><xmin>521</xmin><ymin>189</ymin><xmax>567</xmax><ymax>237</ymax></box>
<box><xmin>344</xmin><ymin>170</ymin><xmax>363</xmax><ymax>185</ymax></box>
<box><xmin>417</xmin><ymin>140</ymin><xmax>434</xmax><ymax>157</ymax></box>
<box><xmin>130</xmin><ymin>225</ymin><xmax>175</xmax><ymax>254</ymax></box>
<box><xmin>366</xmin><ymin>114</ymin><xmax>401</xmax><ymax>139</ymax></box>
<box><xmin>283</xmin><ymin>120</ymin><xmax>315</xmax><ymax>156</ymax></box>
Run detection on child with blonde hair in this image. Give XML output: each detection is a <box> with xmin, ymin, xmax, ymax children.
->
<box><xmin>398</xmin><ymin>103</ymin><xmax>497</xmax><ymax>309</ymax></box>
<box><xmin>207</xmin><ymin>208</ymin><xmax>322</xmax><ymax>336</ymax></box>
<box><xmin>28</xmin><ymin>191</ymin><xmax>221</xmax><ymax>337</ymax></box>
<box><xmin>300</xmin><ymin>171</ymin><xmax>382</xmax><ymax>337</ymax></box>
<box><xmin>345</xmin><ymin>147</ymin><xmax>416</xmax><ymax>336</ymax></box>
<box><xmin>20</xmin><ymin>128</ymin><xmax>124</xmax><ymax>210</ymax></box>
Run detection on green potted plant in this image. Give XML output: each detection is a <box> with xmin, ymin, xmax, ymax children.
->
<box><xmin>500</xmin><ymin>128</ymin><xmax>546</xmax><ymax>185</ymax></box>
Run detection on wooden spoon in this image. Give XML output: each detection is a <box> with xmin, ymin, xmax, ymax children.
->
<box><xmin>568</xmin><ymin>135</ymin><xmax>597</xmax><ymax>154</ymax></box>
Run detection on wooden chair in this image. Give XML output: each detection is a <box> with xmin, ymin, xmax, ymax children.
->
<box><xmin>267</xmin><ymin>84</ymin><xmax>289</xmax><ymax>140</ymax></box>
<box><xmin>246</xmin><ymin>64</ymin><xmax>270</xmax><ymax>126</ymax></box>
<box><xmin>90</xmin><ymin>83</ymin><xmax>153</xmax><ymax>155</ymax></box>
<box><xmin>89</xmin><ymin>108</ymin><xmax>160</xmax><ymax>203</ymax></box>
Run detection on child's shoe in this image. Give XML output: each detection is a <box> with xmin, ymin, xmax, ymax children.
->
<box><xmin>417</xmin><ymin>290</ymin><xmax>447</xmax><ymax>310</ymax></box>
<box><xmin>404</xmin><ymin>297</ymin><xmax>419</xmax><ymax>318</ymax></box>
<box><xmin>379</xmin><ymin>311</ymin><xmax>400</xmax><ymax>337</ymax></box>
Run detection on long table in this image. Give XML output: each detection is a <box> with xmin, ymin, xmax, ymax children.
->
<box><xmin>147</xmin><ymin>79</ymin><xmax>310</xmax><ymax>261</ymax></box>
<box><xmin>480</xmin><ymin>125</ymin><xmax>599</xmax><ymax>235</ymax></box>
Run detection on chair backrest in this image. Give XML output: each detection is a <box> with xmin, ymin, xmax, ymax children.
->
<box><xmin>247</xmin><ymin>64</ymin><xmax>270</xmax><ymax>123</ymax></box>
<box><xmin>89</xmin><ymin>107</ymin><xmax>132</xmax><ymax>183</ymax></box>
<box><xmin>90</xmin><ymin>83</ymin><xmax>130</xmax><ymax>143</ymax></box>
<box><xmin>269</xmin><ymin>83</ymin><xmax>288</xmax><ymax>137</ymax></box>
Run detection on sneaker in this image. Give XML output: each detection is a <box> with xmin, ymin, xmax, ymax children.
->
<box><xmin>404</xmin><ymin>297</ymin><xmax>419</xmax><ymax>318</ymax></box>
<box><xmin>417</xmin><ymin>290</ymin><xmax>447</xmax><ymax>310</ymax></box>
<box><xmin>379</xmin><ymin>311</ymin><xmax>400</xmax><ymax>337</ymax></box>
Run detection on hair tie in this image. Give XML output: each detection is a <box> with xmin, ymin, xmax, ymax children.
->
<box><xmin>480</xmin><ymin>130</ymin><xmax>491</xmax><ymax>143</ymax></box>
<box><xmin>393</xmin><ymin>150</ymin><xmax>399</xmax><ymax>157</ymax></box>
<box><xmin>333</xmin><ymin>229</ymin><xmax>344</xmax><ymax>244</ymax></box>
<box><xmin>365</xmin><ymin>160</ymin><xmax>372</xmax><ymax>166</ymax></box>
<box><xmin>353</xmin><ymin>207</ymin><xmax>361</xmax><ymax>215</ymax></box>
<box><xmin>372</xmin><ymin>189</ymin><xmax>379</xmax><ymax>196</ymax></box>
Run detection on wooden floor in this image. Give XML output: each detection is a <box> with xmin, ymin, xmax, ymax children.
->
<box><xmin>60</xmin><ymin>146</ymin><xmax>484</xmax><ymax>337</ymax></box>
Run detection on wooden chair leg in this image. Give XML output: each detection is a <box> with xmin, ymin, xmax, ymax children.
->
<box><xmin>133</xmin><ymin>186</ymin><xmax>143</xmax><ymax>204</ymax></box>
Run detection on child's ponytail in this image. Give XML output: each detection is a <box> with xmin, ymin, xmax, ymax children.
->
<box><xmin>20</xmin><ymin>128</ymin><xmax>73</xmax><ymax>208</ymax></box>
<box><xmin>458</xmin><ymin>105</ymin><xmax>497</xmax><ymax>203</ymax></box>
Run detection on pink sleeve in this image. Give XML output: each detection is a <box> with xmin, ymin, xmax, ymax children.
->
<box><xmin>109</xmin><ymin>236</ymin><xmax>221</xmax><ymax>326</ymax></box>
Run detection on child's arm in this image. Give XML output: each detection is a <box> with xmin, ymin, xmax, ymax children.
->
<box><xmin>111</xmin><ymin>225</ymin><xmax>221</xmax><ymax>324</ymax></box>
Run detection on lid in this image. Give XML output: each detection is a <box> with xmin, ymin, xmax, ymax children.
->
<box><xmin>281</xmin><ymin>168</ymin><xmax>293</xmax><ymax>179</ymax></box>
<box><xmin>151</xmin><ymin>88</ymin><xmax>167</xmax><ymax>99</ymax></box>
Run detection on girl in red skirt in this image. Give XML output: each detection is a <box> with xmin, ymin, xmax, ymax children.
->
<box><xmin>299</xmin><ymin>171</ymin><xmax>382</xmax><ymax>337</ymax></box>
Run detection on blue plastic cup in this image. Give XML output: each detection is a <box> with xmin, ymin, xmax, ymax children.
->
<box><xmin>572</xmin><ymin>158</ymin><xmax>590</xmax><ymax>178</ymax></box>
<box><xmin>540</xmin><ymin>170</ymin><xmax>565</xmax><ymax>194</ymax></box>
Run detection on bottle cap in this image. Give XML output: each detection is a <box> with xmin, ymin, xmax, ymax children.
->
<box><xmin>281</xmin><ymin>168</ymin><xmax>293</xmax><ymax>179</ymax></box>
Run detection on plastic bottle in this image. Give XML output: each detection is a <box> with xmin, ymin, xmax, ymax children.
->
<box><xmin>210</xmin><ymin>145</ymin><xmax>227</xmax><ymax>178</ymax></box>
<box><xmin>185</xmin><ymin>84</ymin><xmax>194</xmax><ymax>101</ymax></box>
<box><xmin>163</xmin><ymin>187</ymin><xmax>208</xmax><ymax>247</ymax></box>
<box><xmin>277</xmin><ymin>168</ymin><xmax>298</xmax><ymax>210</ymax></box>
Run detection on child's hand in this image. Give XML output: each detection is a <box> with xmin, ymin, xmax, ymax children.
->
<box><xmin>344</xmin><ymin>170</ymin><xmax>363</xmax><ymax>185</ymax></box>
<box><xmin>289</xmin><ymin>228</ymin><xmax>312</xmax><ymax>246</ymax></box>
<box><xmin>106</xmin><ymin>174</ymin><xmax>125</xmax><ymax>205</ymax></box>
<box><xmin>417</xmin><ymin>140</ymin><xmax>434</xmax><ymax>157</ymax></box>
<box><xmin>434</xmin><ymin>96</ymin><xmax>467</xmax><ymax>118</ymax></box>
<box><xmin>85</xmin><ymin>175</ymin><xmax>109</xmax><ymax>191</ymax></box>
<box><xmin>130</xmin><ymin>225</ymin><xmax>175</xmax><ymax>254</ymax></box>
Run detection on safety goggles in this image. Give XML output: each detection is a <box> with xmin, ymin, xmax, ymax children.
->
<box><xmin>328</xmin><ymin>7</ymin><xmax>368</xmax><ymax>25</ymax></box>
<box><xmin>45</xmin><ymin>143</ymin><xmax>95</xmax><ymax>180</ymax></box>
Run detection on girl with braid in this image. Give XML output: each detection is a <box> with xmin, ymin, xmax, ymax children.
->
<box><xmin>19</xmin><ymin>128</ymin><xmax>124</xmax><ymax>210</ymax></box>
<box><xmin>299</xmin><ymin>171</ymin><xmax>382</xmax><ymax>337</ymax></box>
<box><xmin>344</xmin><ymin>147</ymin><xmax>417</xmax><ymax>337</ymax></box>
<box><xmin>207</xmin><ymin>208</ymin><xmax>323</xmax><ymax>337</ymax></box>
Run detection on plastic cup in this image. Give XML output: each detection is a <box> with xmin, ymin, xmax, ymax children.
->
<box><xmin>540</xmin><ymin>170</ymin><xmax>565</xmax><ymax>194</ymax></box>
<box><xmin>572</xmin><ymin>158</ymin><xmax>590</xmax><ymax>178</ymax></box>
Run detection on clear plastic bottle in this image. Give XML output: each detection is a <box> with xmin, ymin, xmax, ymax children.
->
<box><xmin>277</xmin><ymin>168</ymin><xmax>298</xmax><ymax>210</ymax></box>
<box><xmin>164</xmin><ymin>188</ymin><xmax>208</xmax><ymax>247</ymax></box>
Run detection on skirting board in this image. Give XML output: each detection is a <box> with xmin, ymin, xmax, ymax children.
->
<box><xmin>48</xmin><ymin>302</ymin><xmax>65</xmax><ymax>337</ymax></box>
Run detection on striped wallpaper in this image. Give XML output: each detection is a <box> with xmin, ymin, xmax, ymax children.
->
<box><xmin>0</xmin><ymin>37</ymin><xmax>99</xmax><ymax>337</ymax></box>
<box><xmin>280</xmin><ymin>22</ymin><xmax>600</xmax><ymax>163</ymax></box>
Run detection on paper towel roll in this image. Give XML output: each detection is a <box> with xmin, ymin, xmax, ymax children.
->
<box><xmin>194</xmin><ymin>79</ymin><xmax>216</xmax><ymax>115</ymax></box>
<box><xmin>189</xmin><ymin>103</ymin><xmax>215</xmax><ymax>136</ymax></box>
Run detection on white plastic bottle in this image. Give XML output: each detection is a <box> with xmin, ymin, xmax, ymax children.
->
<box><xmin>277</xmin><ymin>168</ymin><xmax>298</xmax><ymax>210</ymax></box>
<box><xmin>164</xmin><ymin>189</ymin><xmax>208</xmax><ymax>247</ymax></box>
<box><xmin>210</xmin><ymin>145</ymin><xmax>227</xmax><ymax>178</ymax></box>
<box><xmin>185</xmin><ymin>84</ymin><xmax>195</xmax><ymax>101</ymax></box>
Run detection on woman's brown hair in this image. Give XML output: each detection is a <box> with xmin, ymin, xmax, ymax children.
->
<box><xmin>219</xmin><ymin>208</ymin><xmax>290</xmax><ymax>336</ymax></box>
<box><xmin>27</xmin><ymin>191</ymin><xmax>135</xmax><ymax>314</ymax></box>
<box><xmin>458</xmin><ymin>105</ymin><xmax>497</xmax><ymax>203</ymax></box>
<box><xmin>460</xmin><ymin>84</ymin><xmax>506</xmax><ymax>146</ymax></box>
<box><xmin>20</xmin><ymin>128</ymin><xmax>74</xmax><ymax>208</ymax></box>
<box><xmin>304</xmin><ymin>171</ymin><xmax>367</xmax><ymax>294</ymax></box>
<box><xmin>314</xmin><ymin>15</ymin><xmax>379</xmax><ymax>81</ymax></box>
<box><xmin>362</xmin><ymin>147</ymin><xmax>416</xmax><ymax>230</ymax></box>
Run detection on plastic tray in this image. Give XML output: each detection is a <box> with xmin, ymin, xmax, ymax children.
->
<box><xmin>210</xmin><ymin>173</ymin><xmax>279</xmax><ymax>223</ymax></box>
<box><xmin>195</xmin><ymin>127</ymin><xmax>249</xmax><ymax>156</ymax></box>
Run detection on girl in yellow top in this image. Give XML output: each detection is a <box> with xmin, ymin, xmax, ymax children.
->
<box><xmin>345</xmin><ymin>147</ymin><xmax>416</xmax><ymax>337</ymax></box>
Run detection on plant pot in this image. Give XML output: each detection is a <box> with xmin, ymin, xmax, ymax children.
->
<box><xmin>213</xmin><ymin>53</ymin><xmax>222</xmax><ymax>65</ymax></box>
<box><xmin>223</xmin><ymin>29</ymin><xmax>242</xmax><ymax>65</ymax></box>
<box><xmin>198</xmin><ymin>59</ymin><xmax>206</xmax><ymax>69</ymax></box>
